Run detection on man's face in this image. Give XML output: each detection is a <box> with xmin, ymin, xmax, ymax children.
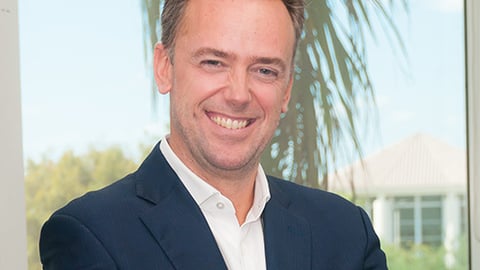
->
<box><xmin>156</xmin><ymin>0</ymin><xmax>295</xmax><ymax>179</ymax></box>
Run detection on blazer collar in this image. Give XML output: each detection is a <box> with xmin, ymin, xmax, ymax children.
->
<box><xmin>134</xmin><ymin>142</ymin><xmax>228</xmax><ymax>270</ymax></box>
<box><xmin>133</xmin><ymin>143</ymin><xmax>311</xmax><ymax>270</ymax></box>
<box><xmin>263</xmin><ymin>177</ymin><xmax>312</xmax><ymax>270</ymax></box>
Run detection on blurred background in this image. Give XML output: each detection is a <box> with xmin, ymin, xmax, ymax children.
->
<box><xmin>18</xmin><ymin>0</ymin><xmax>468</xmax><ymax>269</ymax></box>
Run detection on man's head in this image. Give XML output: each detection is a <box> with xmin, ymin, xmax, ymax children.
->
<box><xmin>160</xmin><ymin>0</ymin><xmax>305</xmax><ymax>59</ymax></box>
<box><xmin>154</xmin><ymin>0</ymin><xmax>303</xmax><ymax>181</ymax></box>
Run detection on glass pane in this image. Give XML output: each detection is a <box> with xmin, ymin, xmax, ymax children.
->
<box><xmin>19</xmin><ymin>0</ymin><xmax>164</xmax><ymax>268</ymax></box>
<box><xmin>398</xmin><ymin>208</ymin><xmax>415</xmax><ymax>247</ymax></box>
<box><xmin>19</xmin><ymin>1</ymin><xmax>469</xmax><ymax>270</ymax></box>
<box><xmin>328</xmin><ymin>1</ymin><xmax>468</xmax><ymax>269</ymax></box>
<box><xmin>421</xmin><ymin>196</ymin><xmax>442</xmax><ymax>203</ymax></box>
<box><xmin>422</xmin><ymin>207</ymin><xmax>442</xmax><ymax>246</ymax></box>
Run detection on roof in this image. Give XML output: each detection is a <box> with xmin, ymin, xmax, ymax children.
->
<box><xmin>328</xmin><ymin>133</ymin><xmax>467</xmax><ymax>196</ymax></box>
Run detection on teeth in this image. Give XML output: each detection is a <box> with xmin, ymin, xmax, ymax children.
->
<box><xmin>211</xmin><ymin>116</ymin><xmax>248</xmax><ymax>130</ymax></box>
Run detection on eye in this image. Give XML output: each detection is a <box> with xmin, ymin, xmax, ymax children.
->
<box><xmin>253</xmin><ymin>67</ymin><xmax>279</xmax><ymax>82</ymax></box>
<box><xmin>199</xmin><ymin>59</ymin><xmax>228</xmax><ymax>73</ymax></box>
<box><xmin>258</xmin><ymin>68</ymin><xmax>277</xmax><ymax>77</ymax></box>
<box><xmin>201</xmin><ymin>59</ymin><xmax>223</xmax><ymax>67</ymax></box>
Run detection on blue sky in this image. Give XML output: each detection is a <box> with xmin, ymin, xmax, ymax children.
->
<box><xmin>18</xmin><ymin>0</ymin><xmax>466</xmax><ymax>163</ymax></box>
<box><xmin>19</xmin><ymin>0</ymin><xmax>168</xmax><ymax>161</ymax></box>
<box><xmin>362</xmin><ymin>0</ymin><xmax>465</xmax><ymax>153</ymax></box>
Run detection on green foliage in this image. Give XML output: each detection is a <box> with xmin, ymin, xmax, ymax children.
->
<box><xmin>263</xmin><ymin>1</ymin><xmax>407</xmax><ymax>189</ymax></box>
<box><xmin>25</xmin><ymin>146</ymin><xmax>138</xmax><ymax>270</ymax></box>
<box><xmin>384</xmin><ymin>244</ymin><xmax>446</xmax><ymax>270</ymax></box>
<box><xmin>383</xmin><ymin>240</ymin><xmax>469</xmax><ymax>270</ymax></box>
<box><xmin>451</xmin><ymin>235</ymin><xmax>469</xmax><ymax>270</ymax></box>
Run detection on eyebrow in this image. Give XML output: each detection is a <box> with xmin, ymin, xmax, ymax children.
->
<box><xmin>192</xmin><ymin>48</ymin><xmax>232</xmax><ymax>60</ymax></box>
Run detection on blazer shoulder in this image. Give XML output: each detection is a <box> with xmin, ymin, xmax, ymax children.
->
<box><xmin>49</xmin><ymin>143</ymin><xmax>175</xmax><ymax>223</ymax></box>
<box><xmin>266</xmin><ymin>176</ymin><xmax>387</xmax><ymax>269</ymax></box>
<box><xmin>267</xmin><ymin>175</ymin><xmax>358</xmax><ymax>211</ymax></box>
<box><xmin>53</xmin><ymin>172</ymin><xmax>142</xmax><ymax>221</ymax></box>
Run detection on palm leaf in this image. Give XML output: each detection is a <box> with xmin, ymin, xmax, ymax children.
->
<box><xmin>140</xmin><ymin>0</ymin><xmax>407</xmax><ymax>194</ymax></box>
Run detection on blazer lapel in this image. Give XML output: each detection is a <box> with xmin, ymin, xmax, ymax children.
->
<box><xmin>263</xmin><ymin>179</ymin><xmax>312</xmax><ymax>270</ymax></box>
<box><xmin>135</xmin><ymin>143</ymin><xmax>227</xmax><ymax>270</ymax></box>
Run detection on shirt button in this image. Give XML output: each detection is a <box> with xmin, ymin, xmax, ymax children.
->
<box><xmin>216</xmin><ymin>202</ymin><xmax>225</xmax><ymax>209</ymax></box>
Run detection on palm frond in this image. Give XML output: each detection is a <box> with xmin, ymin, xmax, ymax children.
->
<box><xmin>139</xmin><ymin>0</ymin><xmax>408</xmax><ymax>194</ymax></box>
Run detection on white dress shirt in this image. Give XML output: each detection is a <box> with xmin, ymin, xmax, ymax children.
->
<box><xmin>160</xmin><ymin>137</ymin><xmax>270</xmax><ymax>270</ymax></box>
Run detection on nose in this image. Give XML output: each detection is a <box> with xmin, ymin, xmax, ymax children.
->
<box><xmin>224</xmin><ymin>69</ymin><xmax>251</xmax><ymax>108</ymax></box>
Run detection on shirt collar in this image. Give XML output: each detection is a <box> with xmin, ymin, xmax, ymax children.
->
<box><xmin>159</xmin><ymin>136</ymin><xmax>271</xmax><ymax>216</ymax></box>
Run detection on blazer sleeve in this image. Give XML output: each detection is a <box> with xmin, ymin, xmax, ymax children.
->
<box><xmin>39</xmin><ymin>214</ymin><xmax>117</xmax><ymax>270</ymax></box>
<box><xmin>358</xmin><ymin>207</ymin><xmax>388</xmax><ymax>270</ymax></box>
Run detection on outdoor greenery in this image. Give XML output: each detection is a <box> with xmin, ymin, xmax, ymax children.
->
<box><xmin>25</xmin><ymin>146</ymin><xmax>140</xmax><ymax>270</ymax></box>
<box><xmin>383</xmin><ymin>239</ymin><xmax>468</xmax><ymax>270</ymax></box>
<box><xmin>140</xmin><ymin>0</ymin><xmax>407</xmax><ymax>191</ymax></box>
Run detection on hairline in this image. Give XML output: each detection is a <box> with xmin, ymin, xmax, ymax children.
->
<box><xmin>162</xmin><ymin>0</ymin><xmax>303</xmax><ymax>64</ymax></box>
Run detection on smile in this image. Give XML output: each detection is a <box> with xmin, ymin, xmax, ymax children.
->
<box><xmin>210</xmin><ymin>116</ymin><xmax>250</xmax><ymax>130</ymax></box>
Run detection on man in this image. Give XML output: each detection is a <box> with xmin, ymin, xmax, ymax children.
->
<box><xmin>40</xmin><ymin>0</ymin><xmax>388</xmax><ymax>269</ymax></box>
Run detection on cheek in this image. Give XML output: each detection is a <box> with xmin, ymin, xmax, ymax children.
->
<box><xmin>174</xmin><ymin>68</ymin><xmax>229</xmax><ymax>101</ymax></box>
<box><xmin>253</xmin><ymin>83</ymin><xmax>288</xmax><ymax>110</ymax></box>
<box><xmin>255</xmin><ymin>92</ymin><xmax>284</xmax><ymax>115</ymax></box>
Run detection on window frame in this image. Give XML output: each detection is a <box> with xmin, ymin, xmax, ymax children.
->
<box><xmin>392</xmin><ymin>196</ymin><xmax>444</xmax><ymax>247</ymax></box>
<box><xmin>466</xmin><ymin>0</ymin><xmax>480</xmax><ymax>268</ymax></box>
<box><xmin>0</xmin><ymin>0</ymin><xmax>28</xmax><ymax>269</ymax></box>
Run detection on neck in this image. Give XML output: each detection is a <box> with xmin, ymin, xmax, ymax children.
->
<box><xmin>202</xmin><ymin>169</ymin><xmax>257</xmax><ymax>225</ymax></box>
<box><xmin>166</xmin><ymin>137</ymin><xmax>259</xmax><ymax>224</ymax></box>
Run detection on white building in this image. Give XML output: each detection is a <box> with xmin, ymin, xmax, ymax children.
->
<box><xmin>329</xmin><ymin>133</ymin><xmax>467</xmax><ymax>258</ymax></box>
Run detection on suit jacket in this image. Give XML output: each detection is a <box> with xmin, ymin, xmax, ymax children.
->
<box><xmin>40</xmin><ymin>142</ymin><xmax>387</xmax><ymax>270</ymax></box>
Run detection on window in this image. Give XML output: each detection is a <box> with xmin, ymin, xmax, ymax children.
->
<box><xmin>18</xmin><ymin>0</ymin><xmax>164</xmax><ymax>268</ymax></box>
<box><xmin>393</xmin><ymin>196</ymin><xmax>443</xmax><ymax>247</ymax></box>
<box><xmin>330</xmin><ymin>1</ymin><xmax>469</xmax><ymax>268</ymax></box>
<box><xmin>393</xmin><ymin>197</ymin><xmax>415</xmax><ymax>247</ymax></box>
<box><xmin>421</xmin><ymin>196</ymin><xmax>443</xmax><ymax>246</ymax></box>
<box><xmin>12</xmin><ymin>0</ymin><xmax>479</xmax><ymax>269</ymax></box>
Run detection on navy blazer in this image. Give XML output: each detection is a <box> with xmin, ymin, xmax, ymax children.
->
<box><xmin>40</xmin><ymin>142</ymin><xmax>387</xmax><ymax>269</ymax></box>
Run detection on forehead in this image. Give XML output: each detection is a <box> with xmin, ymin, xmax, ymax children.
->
<box><xmin>175</xmin><ymin>0</ymin><xmax>296</xmax><ymax>62</ymax></box>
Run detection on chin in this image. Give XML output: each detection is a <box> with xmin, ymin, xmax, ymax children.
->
<box><xmin>209</xmin><ymin>156</ymin><xmax>256</xmax><ymax>172</ymax></box>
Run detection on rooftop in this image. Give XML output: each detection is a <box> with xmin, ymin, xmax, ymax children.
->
<box><xmin>328</xmin><ymin>133</ymin><xmax>467</xmax><ymax>196</ymax></box>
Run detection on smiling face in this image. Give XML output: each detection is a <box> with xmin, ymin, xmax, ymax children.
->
<box><xmin>155</xmin><ymin>0</ymin><xmax>295</xmax><ymax>181</ymax></box>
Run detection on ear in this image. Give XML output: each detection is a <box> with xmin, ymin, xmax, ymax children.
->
<box><xmin>153</xmin><ymin>43</ymin><xmax>173</xmax><ymax>94</ymax></box>
<box><xmin>281</xmin><ymin>75</ymin><xmax>294</xmax><ymax>113</ymax></box>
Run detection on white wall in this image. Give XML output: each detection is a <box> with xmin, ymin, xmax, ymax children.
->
<box><xmin>0</xmin><ymin>0</ymin><xmax>28</xmax><ymax>268</ymax></box>
<box><xmin>372</xmin><ymin>195</ymin><xmax>393</xmax><ymax>243</ymax></box>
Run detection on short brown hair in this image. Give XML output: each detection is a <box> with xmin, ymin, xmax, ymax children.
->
<box><xmin>160</xmin><ymin>0</ymin><xmax>305</xmax><ymax>53</ymax></box>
